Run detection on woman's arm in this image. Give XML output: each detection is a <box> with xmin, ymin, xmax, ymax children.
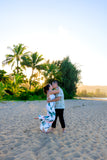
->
<box><xmin>48</xmin><ymin>88</ymin><xmax>60</xmax><ymax>95</ymax></box>
<box><xmin>47</xmin><ymin>97</ymin><xmax>61</xmax><ymax>103</ymax></box>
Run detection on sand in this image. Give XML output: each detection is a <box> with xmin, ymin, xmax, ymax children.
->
<box><xmin>0</xmin><ymin>100</ymin><xmax>107</xmax><ymax>160</ymax></box>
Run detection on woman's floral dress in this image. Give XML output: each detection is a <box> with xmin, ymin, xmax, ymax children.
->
<box><xmin>38</xmin><ymin>94</ymin><xmax>56</xmax><ymax>132</ymax></box>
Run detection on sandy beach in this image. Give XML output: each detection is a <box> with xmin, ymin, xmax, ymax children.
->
<box><xmin>0</xmin><ymin>100</ymin><xmax>107</xmax><ymax>160</ymax></box>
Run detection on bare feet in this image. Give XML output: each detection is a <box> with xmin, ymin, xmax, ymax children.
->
<box><xmin>34</xmin><ymin>117</ymin><xmax>39</xmax><ymax>119</ymax></box>
<box><xmin>41</xmin><ymin>130</ymin><xmax>50</xmax><ymax>134</ymax></box>
<box><xmin>62</xmin><ymin>128</ymin><xmax>65</xmax><ymax>133</ymax></box>
<box><xmin>41</xmin><ymin>130</ymin><xmax>45</xmax><ymax>133</ymax></box>
<box><xmin>46</xmin><ymin>130</ymin><xmax>51</xmax><ymax>133</ymax></box>
<box><xmin>50</xmin><ymin>127</ymin><xmax>54</xmax><ymax>132</ymax></box>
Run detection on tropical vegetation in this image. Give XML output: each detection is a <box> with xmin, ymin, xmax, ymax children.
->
<box><xmin>0</xmin><ymin>43</ymin><xmax>81</xmax><ymax>101</ymax></box>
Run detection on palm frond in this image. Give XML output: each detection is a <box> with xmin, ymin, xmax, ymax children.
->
<box><xmin>36</xmin><ymin>64</ymin><xmax>46</xmax><ymax>71</ymax></box>
<box><xmin>11</xmin><ymin>61</ymin><xmax>15</xmax><ymax>69</ymax></box>
<box><xmin>2</xmin><ymin>54</ymin><xmax>14</xmax><ymax>66</ymax></box>
<box><xmin>36</xmin><ymin>56</ymin><xmax>44</xmax><ymax>64</ymax></box>
<box><xmin>18</xmin><ymin>44</ymin><xmax>27</xmax><ymax>55</ymax></box>
<box><xmin>21</xmin><ymin>55</ymin><xmax>32</xmax><ymax>68</ymax></box>
<box><xmin>31</xmin><ymin>52</ymin><xmax>44</xmax><ymax>66</ymax></box>
<box><xmin>31</xmin><ymin>52</ymin><xmax>38</xmax><ymax>64</ymax></box>
<box><xmin>7</xmin><ymin>46</ymin><xmax>16</xmax><ymax>55</ymax></box>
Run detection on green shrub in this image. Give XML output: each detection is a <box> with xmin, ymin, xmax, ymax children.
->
<box><xmin>18</xmin><ymin>91</ymin><xmax>30</xmax><ymax>100</ymax></box>
<box><xmin>62</xmin><ymin>87</ymin><xmax>74</xmax><ymax>99</ymax></box>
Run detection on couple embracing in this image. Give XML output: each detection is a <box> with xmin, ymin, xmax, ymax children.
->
<box><xmin>35</xmin><ymin>80</ymin><xmax>65</xmax><ymax>133</ymax></box>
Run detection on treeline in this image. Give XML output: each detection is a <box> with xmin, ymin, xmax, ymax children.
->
<box><xmin>77</xmin><ymin>89</ymin><xmax>107</xmax><ymax>98</ymax></box>
<box><xmin>0</xmin><ymin>43</ymin><xmax>81</xmax><ymax>100</ymax></box>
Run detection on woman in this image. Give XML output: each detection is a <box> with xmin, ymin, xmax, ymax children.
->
<box><xmin>35</xmin><ymin>84</ymin><xmax>59</xmax><ymax>133</ymax></box>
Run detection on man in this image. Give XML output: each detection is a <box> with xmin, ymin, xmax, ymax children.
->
<box><xmin>47</xmin><ymin>80</ymin><xmax>65</xmax><ymax>133</ymax></box>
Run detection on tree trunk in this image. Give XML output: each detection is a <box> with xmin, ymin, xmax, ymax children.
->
<box><xmin>17</xmin><ymin>57</ymin><xmax>19</xmax><ymax>74</ymax></box>
<box><xmin>29</xmin><ymin>80</ymin><xmax>31</xmax><ymax>90</ymax></box>
<box><xmin>29</xmin><ymin>68</ymin><xmax>34</xmax><ymax>90</ymax></box>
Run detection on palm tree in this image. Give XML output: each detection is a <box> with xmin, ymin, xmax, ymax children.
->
<box><xmin>2</xmin><ymin>43</ymin><xmax>28</xmax><ymax>74</ymax></box>
<box><xmin>42</xmin><ymin>60</ymin><xmax>62</xmax><ymax>84</ymax></box>
<box><xmin>21</xmin><ymin>52</ymin><xmax>44</xmax><ymax>89</ymax></box>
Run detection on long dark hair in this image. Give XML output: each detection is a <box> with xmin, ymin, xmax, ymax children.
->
<box><xmin>44</xmin><ymin>84</ymin><xmax>50</xmax><ymax>94</ymax></box>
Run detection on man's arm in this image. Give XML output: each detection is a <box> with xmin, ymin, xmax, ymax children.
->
<box><xmin>47</xmin><ymin>97</ymin><xmax>61</xmax><ymax>103</ymax></box>
<box><xmin>48</xmin><ymin>88</ymin><xmax>60</xmax><ymax>96</ymax></box>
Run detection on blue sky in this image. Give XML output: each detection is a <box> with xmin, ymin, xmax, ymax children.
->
<box><xmin>0</xmin><ymin>0</ymin><xmax>107</xmax><ymax>85</ymax></box>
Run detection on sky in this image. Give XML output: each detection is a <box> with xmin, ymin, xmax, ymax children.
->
<box><xmin>0</xmin><ymin>0</ymin><xmax>107</xmax><ymax>85</ymax></box>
